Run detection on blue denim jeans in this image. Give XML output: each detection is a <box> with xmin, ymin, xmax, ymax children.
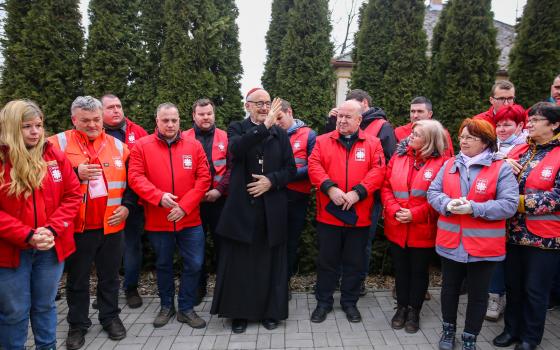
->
<box><xmin>147</xmin><ymin>226</ymin><xmax>205</xmax><ymax>312</ymax></box>
<box><xmin>488</xmin><ymin>260</ymin><xmax>506</xmax><ymax>295</ymax></box>
<box><xmin>123</xmin><ymin>205</ymin><xmax>144</xmax><ymax>290</ymax></box>
<box><xmin>0</xmin><ymin>249</ymin><xmax>64</xmax><ymax>350</ymax></box>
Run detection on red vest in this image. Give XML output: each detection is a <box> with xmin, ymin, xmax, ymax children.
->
<box><xmin>184</xmin><ymin>128</ymin><xmax>228</xmax><ymax>189</ymax></box>
<box><xmin>524</xmin><ymin>146</ymin><xmax>560</xmax><ymax>238</ymax></box>
<box><xmin>436</xmin><ymin>158</ymin><xmax>506</xmax><ymax>257</ymax></box>
<box><xmin>507</xmin><ymin>143</ymin><xmax>529</xmax><ymax>161</ymax></box>
<box><xmin>384</xmin><ymin>155</ymin><xmax>446</xmax><ymax>248</ymax></box>
<box><xmin>363</xmin><ymin>119</ymin><xmax>387</xmax><ymax>137</ymax></box>
<box><xmin>287</xmin><ymin>127</ymin><xmax>312</xmax><ymax>194</ymax></box>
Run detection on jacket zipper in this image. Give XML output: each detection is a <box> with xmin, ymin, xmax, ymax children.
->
<box><xmin>32</xmin><ymin>190</ymin><xmax>38</xmax><ymax>229</ymax></box>
<box><xmin>168</xmin><ymin>143</ymin><xmax>176</xmax><ymax>232</ymax></box>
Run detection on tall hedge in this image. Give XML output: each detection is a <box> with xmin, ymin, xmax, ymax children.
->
<box><xmin>0</xmin><ymin>0</ymin><xmax>84</xmax><ymax>133</ymax></box>
<box><xmin>508</xmin><ymin>0</ymin><xmax>560</xmax><ymax>106</ymax></box>
<box><xmin>429</xmin><ymin>0</ymin><xmax>499</xmax><ymax>137</ymax></box>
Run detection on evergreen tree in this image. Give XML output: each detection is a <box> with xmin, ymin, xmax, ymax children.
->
<box><xmin>274</xmin><ymin>0</ymin><xmax>334</xmax><ymax>130</ymax></box>
<box><xmin>0</xmin><ymin>0</ymin><xmax>84</xmax><ymax>133</ymax></box>
<box><xmin>351</xmin><ymin>0</ymin><xmax>393</xmax><ymax>107</ymax></box>
<box><xmin>126</xmin><ymin>0</ymin><xmax>165</xmax><ymax>131</ymax></box>
<box><xmin>83</xmin><ymin>0</ymin><xmax>140</xmax><ymax>100</ymax></box>
<box><xmin>508</xmin><ymin>0</ymin><xmax>560</xmax><ymax>106</ymax></box>
<box><xmin>157</xmin><ymin>0</ymin><xmax>243</xmax><ymax>130</ymax></box>
<box><xmin>429</xmin><ymin>0</ymin><xmax>498</xmax><ymax>137</ymax></box>
<box><xmin>261</xmin><ymin>0</ymin><xmax>293</xmax><ymax>96</ymax></box>
<box><xmin>379</xmin><ymin>0</ymin><xmax>428</xmax><ymax>125</ymax></box>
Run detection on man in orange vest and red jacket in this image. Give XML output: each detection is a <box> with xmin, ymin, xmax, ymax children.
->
<box><xmin>128</xmin><ymin>102</ymin><xmax>211</xmax><ymax>330</ymax></box>
<box><xmin>101</xmin><ymin>94</ymin><xmax>148</xmax><ymax>309</ymax></box>
<box><xmin>275</xmin><ymin>99</ymin><xmax>316</xmax><ymax>298</ymax></box>
<box><xmin>183</xmin><ymin>98</ymin><xmax>230</xmax><ymax>305</ymax></box>
<box><xmin>309</xmin><ymin>99</ymin><xmax>386</xmax><ymax>324</ymax></box>
<box><xmin>49</xmin><ymin>96</ymin><xmax>134</xmax><ymax>349</ymax></box>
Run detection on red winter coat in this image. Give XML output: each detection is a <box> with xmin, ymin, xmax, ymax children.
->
<box><xmin>128</xmin><ymin>132</ymin><xmax>211</xmax><ymax>231</ymax></box>
<box><xmin>0</xmin><ymin>142</ymin><xmax>82</xmax><ymax>268</ymax></box>
<box><xmin>381</xmin><ymin>148</ymin><xmax>447</xmax><ymax>248</ymax></box>
<box><xmin>473</xmin><ymin>106</ymin><xmax>496</xmax><ymax>127</ymax></box>
<box><xmin>124</xmin><ymin>118</ymin><xmax>149</xmax><ymax>148</ymax></box>
<box><xmin>308</xmin><ymin>130</ymin><xmax>386</xmax><ymax>227</ymax></box>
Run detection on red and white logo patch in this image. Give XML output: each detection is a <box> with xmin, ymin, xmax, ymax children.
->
<box><xmin>423</xmin><ymin>168</ymin><xmax>434</xmax><ymax>181</ymax></box>
<box><xmin>49</xmin><ymin>165</ymin><xmax>62</xmax><ymax>183</ymax></box>
<box><xmin>113</xmin><ymin>157</ymin><xmax>123</xmax><ymax>168</ymax></box>
<box><xmin>475</xmin><ymin>178</ymin><xmax>488</xmax><ymax>194</ymax></box>
<box><xmin>541</xmin><ymin>166</ymin><xmax>553</xmax><ymax>180</ymax></box>
<box><xmin>217</xmin><ymin>142</ymin><xmax>225</xmax><ymax>152</ymax></box>
<box><xmin>355</xmin><ymin>148</ymin><xmax>366</xmax><ymax>162</ymax></box>
<box><xmin>128</xmin><ymin>132</ymin><xmax>135</xmax><ymax>143</ymax></box>
<box><xmin>183</xmin><ymin>155</ymin><xmax>192</xmax><ymax>169</ymax></box>
<box><xmin>293</xmin><ymin>141</ymin><xmax>301</xmax><ymax>150</ymax></box>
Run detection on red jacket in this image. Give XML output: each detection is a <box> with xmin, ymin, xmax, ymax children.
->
<box><xmin>0</xmin><ymin>142</ymin><xmax>82</xmax><ymax>268</ymax></box>
<box><xmin>124</xmin><ymin>117</ymin><xmax>149</xmax><ymax>148</ymax></box>
<box><xmin>287</xmin><ymin>126</ymin><xmax>312</xmax><ymax>194</ymax></box>
<box><xmin>381</xmin><ymin>149</ymin><xmax>447</xmax><ymax>248</ymax></box>
<box><xmin>128</xmin><ymin>132</ymin><xmax>211</xmax><ymax>231</ymax></box>
<box><xmin>473</xmin><ymin>106</ymin><xmax>496</xmax><ymax>127</ymax></box>
<box><xmin>308</xmin><ymin>130</ymin><xmax>386</xmax><ymax>227</ymax></box>
<box><xmin>394</xmin><ymin>122</ymin><xmax>455</xmax><ymax>157</ymax></box>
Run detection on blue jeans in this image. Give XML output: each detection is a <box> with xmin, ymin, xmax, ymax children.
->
<box><xmin>488</xmin><ymin>260</ymin><xmax>506</xmax><ymax>295</ymax></box>
<box><xmin>147</xmin><ymin>226</ymin><xmax>205</xmax><ymax>312</ymax></box>
<box><xmin>123</xmin><ymin>205</ymin><xmax>144</xmax><ymax>290</ymax></box>
<box><xmin>0</xmin><ymin>249</ymin><xmax>64</xmax><ymax>350</ymax></box>
<box><xmin>362</xmin><ymin>198</ymin><xmax>382</xmax><ymax>279</ymax></box>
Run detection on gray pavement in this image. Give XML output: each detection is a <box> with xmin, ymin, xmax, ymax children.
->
<box><xmin>29</xmin><ymin>289</ymin><xmax>560</xmax><ymax>350</ymax></box>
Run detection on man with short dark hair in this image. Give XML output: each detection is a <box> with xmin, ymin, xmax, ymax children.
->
<box><xmin>473</xmin><ymin>80</ymin><xmax>517</xmax><ymax>126</ymax></box>
<box><xmin>183</xmin><ymin>98</ymin><xmax>230</xmax><ymax>305</ymax></box>
<box><xmin>549</xmin><ymin>75</ymin><xmax>560</xmax><ymax>106</ymax></box>
<box><xmin>101</xmin><ymin>94</ymin><xmax>148</xmax><ymax>309</ymax></box>
<box><xmin>129</xmin><ymin>103</ymin><xmax>211</xmax><ymax>329</ymax></box>
<box><xmin>275</xmin><ymin>99</ymin><xmax>316</xmax><ymax>297</ymax></box>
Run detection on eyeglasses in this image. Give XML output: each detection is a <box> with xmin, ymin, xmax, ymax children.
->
<box><xmin>458</xmin><ymin>135</ymin><xmax>480</xmax><ymax>142</ymax></box>
<box><xmin>492</xmin><ymin>96</ymin><xmax>515</xmax><ymax>103</ymax></box>
<box><xmin>526</xmin><ymin>117</ymin><xmax>548</xmax><ymax>124</ymax></box>
<box><xmin>247</xmin><ymin>101</ymin><xmax>272</xmax><ymax>108</ymax></box>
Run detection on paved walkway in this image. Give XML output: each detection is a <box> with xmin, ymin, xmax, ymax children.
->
<box><xmin>32</xmin><ymin>290</ymin><xmax>560</xmax><ymax>350</ymax></box>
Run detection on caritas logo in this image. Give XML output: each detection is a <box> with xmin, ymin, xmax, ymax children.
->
<box><xmin>475</xmin><ymin>178</ymin><xmax>488</xmax><ymax>194</ymax></box>
<box><xmin>183</xmin><ymin>155</ymin><xmax>192</xmax><ymax>169</ymax></box>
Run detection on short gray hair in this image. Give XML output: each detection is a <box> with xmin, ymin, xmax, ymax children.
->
<box><xmin>71</xmin><ymin>96</ymin><xmax>102</xmax><ymax>115</ymax></box>
<box><xmin>156</xmin><ymin>102</ymin><xmax>178</xmax><ymax>117</ymax></box>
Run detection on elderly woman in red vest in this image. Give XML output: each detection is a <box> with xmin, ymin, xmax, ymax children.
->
<box><xmin>493</xmin><ymin>103</ymin><xmax>560</xmax><ymax>350</ymax></box>
<box><xmin>427</xmin><ymin>118</ymin><xmax>518</xmax><ymax>350</ymax></box>
<box><xmin>381</xmin><ymin>119</ymin><xmax>449</xmax><ymax>334</ymax></box>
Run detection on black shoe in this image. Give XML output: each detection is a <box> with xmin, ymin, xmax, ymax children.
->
<box><xmin>66</xmin><ymin>328</ymin><xmax>86</xmax><ymax>350</ymax></box>
<box><xmin>391</xmin><ymin>305</ymin><xmax>408</xmax><ymax>330</ymax></box>
<box><xmin>261</xmin><ymin>318</ymin><xmax>278</xmax><ymax>330</ymax></box>
<box><xmin>404</xmin><ymin>307</ymin><xmax>420</xmax><ymax>334</ymax></box>
<box><xmin>342</xmin><ymin>305</ymin><xmax>362</xmax><ymax>323</ymax></box>
<box><xmin>91</xmin><ymin>299</ymin><xmax>98</xmax><ymax>310</ymax></box>
<box><xmin>514</xmin><ymin>342</ymin><xmax>536</xmax><ymax>350</ymax></box>
<box><xmin>125</xmin><ymin>287</ymin><xmax>143</xmax><ymax>309</ymax></box>
<box><xmin>310</xmin><ymin>306</ymin><xmax>332</xmax><ymax>323</ymax></box>
<box><xmin>231</xmin><ymin>318</ymin><xmax>247</xmax><ymax>333</ymax></box>
<box><xmin>493</xmin><ymin>332</ymin><xmax>520</xmax><ymax>347</ymax></box>
<box><xmin>103</xmin><ymin>317</ymin><xmax>126</xmax><ymax>340</ymax></box>
<box><xmin>359</xmin><ymin>281</ymin><xmax>367</xmax><ymax>297</ymax></box>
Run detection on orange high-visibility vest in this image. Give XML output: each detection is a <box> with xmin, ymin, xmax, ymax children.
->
<box><xmin>48</xmin><ymin>130</ymin><xmax>129</xmax><ymax>235</ymax></box>
<box><xmin>184</xmin><ymin>128</ymin><xmax>228</xmax><ymax>189</ymax></box>
<box><xmin>436</xmin><ymin>158</ymin><xmax>506</xmax><ymax>257</ymax></box>
<box><xmin>524</xmin><ymin>146</ymin><xmax>560</xmax><ymax>238</ymax></box>
<box><xmin>287</xmin><ymin>127</ymin><xmax>312</xmax><ymax>194</ymax></box>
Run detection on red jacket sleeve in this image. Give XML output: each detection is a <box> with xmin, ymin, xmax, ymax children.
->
<box><xmin>128</xmin><ymin>141</ymin><xmax>165</xmax><ymax>206</ymax></box>
<box><xmin>0</xmin><ymin>208</ymin><xmax>33</xmax><ymax>249</ymax></box>
<box><xmin>46</xmin><ymin>151</ymin><xmax>82</xmax><ymax>235</ymax></box>
<box><xmin>178</xmin><ymin>142</ymin><xmax>211</xmax><ymax>215</ymax></box>
<box><xmin>380</xmin><ymin>156</ymin><xmax>401</xmax><ymax>218</ymax></box>
<box><xmin>359</xmin><ymin>138</ymin><xmax>386</xmax><ymax>195</ymax></box>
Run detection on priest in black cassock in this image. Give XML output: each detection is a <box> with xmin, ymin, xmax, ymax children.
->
<box><xmin>211</xmin><ymin>88</ymin><xmax>296</xmax><ymax>333</ymax></box>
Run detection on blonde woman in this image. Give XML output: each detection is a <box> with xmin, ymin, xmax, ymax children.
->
<box><xmin>381</xmin><ymin>120</ymin><xmax>449</xmax><ymax>333</ymax></box>
<box><xmin>0</xmin><ymin>100</ymin><xmax>81</xmax><ymax>349</ymax></box>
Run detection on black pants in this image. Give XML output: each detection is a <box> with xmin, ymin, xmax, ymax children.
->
<box><xmin>504</xmin><ymin>244</ymin><xmax>560</xmax><ymax>346</ymax></box>
<box><xmin>440</xmin><ymin>257</ymin><xmax>496</xmax><ymax>335</ymax></box>
<box><xmin>286</xmin><ymin>190</ymin><xmax>310</xmax><ymax>278</ymax></box>
<box><xmin>390</xmin><ymin>243</ymin><xmax>432</xmax><ymax>309</ymax></box>
<box><xmin>316</xmin><ymin>223</ymin><xmax>369</xmax><ymax>309</ymax></box>
<box><xmin>66</xmin><ymin>230</ymin><xmax>124</xmax><ymax>329</ymax></box>
<box><xmin>198</xmin><ymin>198</ymin><xmax>225</xmax><ymax>291</ymax></box>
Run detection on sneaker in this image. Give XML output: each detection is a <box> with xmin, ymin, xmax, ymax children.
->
<box><xmin>462</xmin><ymin>332</ymin><xmax>477</xmax><ymax>350</ymax></box>
<box><xmin>125</xmin><ymin>287</ymin><xmax>143</xmax><ymax>309</ymax></box>
<box><xmin>485</xmin><ymin>293</ymin><xmax>505</xmax><ymax>321</ymax></box>
<box><xmin>153</xmin><ymin>306</ymin><xmax>176</xmax><ymax>328</ymax></box>
<box><xmin>177</xmin><ymin>310</ymin><xmax>206</xmax><ymax>329</ymax></box>
<box><xmin>439</xmin><ymin>322</ymin><xmax>456</xmax><ymax>350</ymax></box>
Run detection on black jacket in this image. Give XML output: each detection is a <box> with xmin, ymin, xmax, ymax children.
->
<box><xmin>216</xmin><ymin>118</ymin><xmax>296</xmax><ymax>247</ymax></box>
